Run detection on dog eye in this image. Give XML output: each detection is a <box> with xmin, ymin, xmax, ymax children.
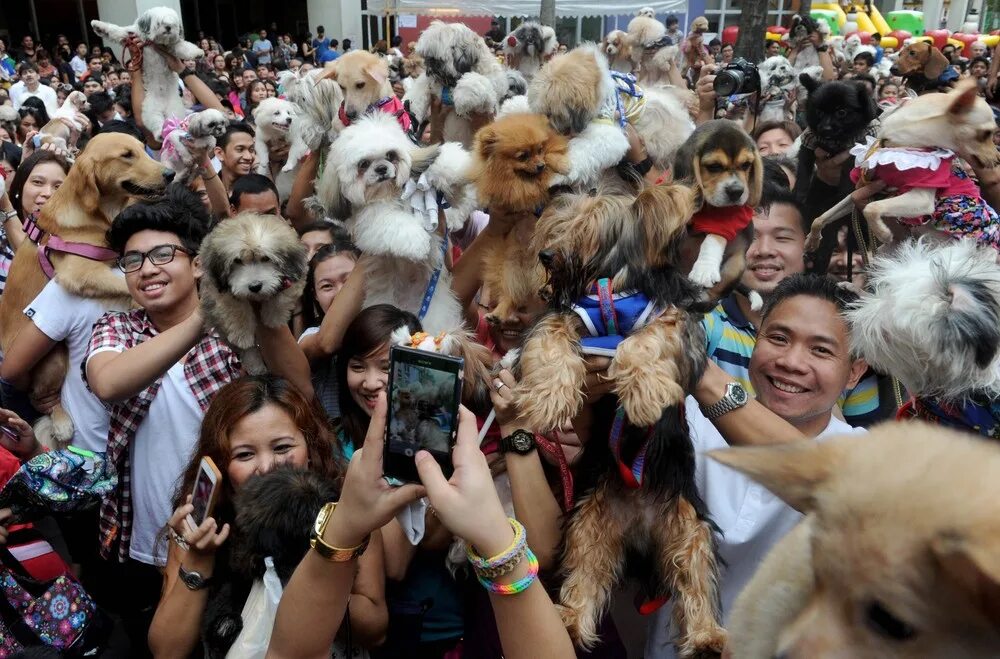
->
<box><xmin>980</xmin><ymin>130</ymin><xmax>995</xmax><ymax>142</ymax></box>
<box><xmin>358</xmin><ymin>159</ymin><xmax>370</xmax><ymax>170</ymax></box>
<box><xmin>355</xmin><ymin>81</ymin><xmax>365</xmax><ymax>89</ymax></box>
<box><xmin>865</xmin><ymin>601</ymin><xmax>916</xmax><ymax>641</ymax></box>
<box><xmin>260</xmin><ymin>255</ymin><xmax>270</xmax><ymax>262</ymax></box>
<box><xmin>835</xmin><ymin>108</ymin><xmax>848</xmax><ymax>118</ymax></box>
<box><xmin>740</xmin><ymin>162</ymin><xmax>752</xmax><ymax>171</ymax></box>
<box><xmin>386</xmin><ymin>151</ymin><xmax>398</xmax><ymax>162</ymax></box>
<box><xmin>515</xmin><ymin>151</ymin><xmax>528</xmax><ymax>161</ymax></box>
<box><xmin>233</xmin><ymin>257</ymin><xmax>243</xmax><ymax>265</ymax></box>
<box><xmin>705</xmin><ymin>164</ymin><xmax>725</xmax><ymax>174</ymax></box>
<box><xmin>121</xmin><ymin>152</ymin><xmax>134</xmax><ymax>159</ymax></box>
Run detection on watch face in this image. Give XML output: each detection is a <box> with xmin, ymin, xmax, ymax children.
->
<box><xmin>730</xmin><ymin>383</ymin><xmax>749</xmax><ymax>405</ymax></box>
<box><xmin>181</xmin><ymin>570</ymin><xmax>203</xmax><ymax>589</ymax></box>
<box><xmin>513</xmin><ymin>434</ymin><xmax>532</xmax><ymax>452</ymax></box>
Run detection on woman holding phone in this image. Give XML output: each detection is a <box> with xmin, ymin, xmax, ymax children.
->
<box><xmin>148</xmin><ymin>375</ymin><xmax>388</xmax><ymax>658</ymax></box>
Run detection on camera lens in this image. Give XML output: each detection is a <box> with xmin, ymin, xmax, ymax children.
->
<box><xmin>714</xmin><ymin>70</ymin><xmax>744</xmax><ymax>97</ymax></box>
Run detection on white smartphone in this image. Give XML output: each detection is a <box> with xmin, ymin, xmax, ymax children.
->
<box><xmin>186</xmin><ymin>456</ymin><xmax>222</xmax><ymax>531</ymax></box>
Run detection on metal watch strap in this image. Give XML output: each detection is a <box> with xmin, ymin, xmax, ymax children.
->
<box><xmin>178</xmin><ymin>565</ymin><xmax>213</xmax><ymax>591</ymax></box>
<box><xmin>310</xmin><ymin>502</ymin><xmax>370</xmax><ymax>562</ymax></box>
<box><xmin>702</xmin><ymin>382</ymin><xmax>749</xmax><ymax>420</ymax></box>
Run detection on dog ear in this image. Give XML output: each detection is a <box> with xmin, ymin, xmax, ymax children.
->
<box><xmin>73</xmin><ymin>155</ymin><xmax>101</xmax><ymax>215</ymax></box>
<box><xmin>135</xmin><ymin>14</ymin><xmax>151</xmax><ymax>36</ymax></box>
<box><xmin>857</xmin><ymin>82</ymin><xmax>878</xmax><ymax>122</ymax></box>
<box><xmin>746</xmin><ymin>148</ymin><xmax>764</xmax><ymax>208</ymax></box>
<box><xmin>632</xmin><ymin>184</ymin><xmax>694</xmax><ymax>266</ymax></box>
<box><xmin>690</xmin><ymin>153</ymin><xmax>706</xmax><ymax>208</ymax></box>
<box><xmin>366</xmin><ymin>63</ymin><xmax>388</xmax><ymax>86</ymax></box>
<box><xmin>708</xmin><ymin>439</ymin><xmax>851</xmax><ymax>513</ymax></box>
<box><xmin>924</xmin><ymin>46</ymin><xmax>950</xmax><ymax>80</ymax></box>
<box><xmin>318</xmin><ymin>61</ymin><xmax>339</xmax><ymax>82</ymax></box>
<box><xmin>948</xmin><ymin>78</ymin><xmax>981</xmax><ymax>117</ymax></box>
<box><xmin>474</xmin><ymin>124</ymin><xmax>498</xmax><ymax>158</ymax></box>
<box><xmin>799</xmin><ymin>72</ymin><xmax>819</xmax><ymax>94</ymax></box>
<box><xmin>931</xmin><ymin>530</ymin><xmax>1000</xmax><ymax>626</ymax></box>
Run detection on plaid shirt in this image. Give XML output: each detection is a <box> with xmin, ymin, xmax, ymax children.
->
<box><xmin>84</xmin><ymin>309</ymin><xmax>241</xmax><ymax>562</ymax></box>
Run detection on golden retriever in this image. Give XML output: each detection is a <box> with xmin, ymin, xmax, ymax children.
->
<box><xmin>0</xmin><ymin>133</ymin><xmax>170</xmax><ymax>446</ymax></box>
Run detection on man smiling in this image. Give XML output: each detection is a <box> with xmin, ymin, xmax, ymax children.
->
<box><xmin>215</xmin><ymin>122</ymin><xmax>256</xmax><ymax>193</ymax></box>
<box><xmin>646</xmin><ymin>274</ymin><xmax>867</xmax><ymax>657</ymax></box>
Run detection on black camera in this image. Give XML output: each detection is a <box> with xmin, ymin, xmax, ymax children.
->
<box><xmin>713</xmin><ymin>58</ymin><xmax>761</xmax><ymax>97</ymax></box>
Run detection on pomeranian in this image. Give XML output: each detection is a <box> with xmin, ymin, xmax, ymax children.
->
<box><xmin>470</xmin><ymin>113</ymin><xmax>569</xmax><ymax>214</ymax></box>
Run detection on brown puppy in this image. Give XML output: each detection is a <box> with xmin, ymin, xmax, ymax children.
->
<box><xmin>673</xmin><ymin>120</ymin><xmax>763</xmax><ymax>307</ymax></box>
<box><xmin>890</xmin><ymin>41</ymin><xmax>951</xmax><ymax>92</ymax></box>
<box><xmin>601</xmin><ymin>29</ymin><xmax>632</xmax><ymax>73</ymax></box>
<box><xmin>0</xmin><ymin>133</ymin><xmax>170</xmax><ymax>447</ymax></box>
<box><xmin>720</xmin><ymin>422</ymin><xmax>1000</xmax><ymax>659</ymax></box>
<box><xmin>321</xmin><ymin>50</ymin><xmax>394</xmax><ymax>127</ymax></box>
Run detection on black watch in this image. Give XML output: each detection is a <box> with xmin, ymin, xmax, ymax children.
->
<box><xmin>499</xmin><ymin>429</ymin><xmax>536</xmax><ymax>455</ymax></box>
<box><xmin>178</xmin><ymin>565</ymin><xmax>214</xmax><ymax>591</ymax></box>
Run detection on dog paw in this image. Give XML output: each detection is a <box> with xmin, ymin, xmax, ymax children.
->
<box><xmin>557</xmin><ymin>604</ymin><xmax>599</xmax><ymax>650</ymax></box>
<box><xmin>49</xmin><ymin>408</ymin><xmax>74</xmax><ymax>446</ymax></box>
<box><xmin>32</xmin><ymin>417</ymin><xmax>59</xmax><ymax>452</ymax></box>
<box><xmin>613</xmin><ymin>366</ymin><xmax>685</xmax><ymax>426</ymax></box>
<box><xmin>680</xmin><ymin>627</ymin><xmax>728</xmax><ymax>659</ymax></box>
<box><xmin>688</xmin><ymin>261</ymin><xmax>721</xmax><ymax>288</ymax></box>
<box><xmin>863</xmin><ymin>210</ymin><xmax>894</xmax><ymax>244</ymax></box>
<box><xmin>239</xmin><ymin>348</ymin><xmax>268</xmax><ymax>375</ymax></box>
<box><xmin>804</xmin><ymin>229</ymin><xmax>823</xmax><ymax>253</ymax></box>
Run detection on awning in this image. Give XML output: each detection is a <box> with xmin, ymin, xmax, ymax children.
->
<box><xmin>366</xmin><ymin>0</ymin><xmax>687</xmax><ymax>18</ymax></box>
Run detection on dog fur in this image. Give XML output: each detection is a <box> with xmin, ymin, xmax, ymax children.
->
<box><xmin>38</xmin><ymin>91</ymin><xmax>90</xmax><ymax>152</ymax></box>
<box><xmin>512</xmin><ymin>182</ymin><xmax>725</xmax><ymax>655</ymax></box>
<box><xmin>891</xmin><ymin>41</ymin><xmax>952</xmax><ymax>93</ymax></box>
<box><xmin>320</xmin><ymin>50</ymin><xmax>407</xmax><ymax>132</ymax></box>
<box><xmin>601</xmin><ymin>30</ymin><xmax>633</xmax><ymax>73</ymax></box>
<box><xmin>757</xmin><ymin>56</ymin><xmax>797</xmax><ymax>123</ymax></box>
<box><xmin>673</xmin><ymin>120</ymin><xmax>763</xmax><ymax>307</ymax></box>
<box><xmin>0</xmin><ymin>133</ymin><xmax>170</xmax><ymax>447</ymax></box>
<box><xmin>278</xmin><ymin>67</ymin><xmax>344</xmax><ymax>150</ymax></box>
<box><xmin>199</xmin><ymin>213</ymin><xmax>307</xmax><ymax>374</ymax></box>
<box><xmin>804</xmin><ymin>79</ymin><xmax>1000</xmax><ymax>251</ymax></box>
<box><xmin>91</xmin><ymin>7</ymin><xmax>203</xmax><ymax>140</ymax></box>
<box><xmin>252</xmin><ymin>97</ymin><xmax>309</xmax><ymax>176</ymax></box>
<box><xmin>160</xmin><ymin>109</ymin><xmax>228</xmax><ymax>184</ymax></box>
<box><xmin>313</xmin><ymin>112</ymin><xmax>474</xmax><ymax>333</ymax></box>
<box><xmin>404</xmin><ymin>21</ymin><xmax>512</xmax><ymax>146</ymax></box>
<box><xmin>720</xmin><ymin>422</ymin><xmax>1000</xmax><ymax>658</ymax></box>
<box><xmin>503</xmin><ymin>22</ymin><xmax>557</xmax><ymax>80</ymax></box>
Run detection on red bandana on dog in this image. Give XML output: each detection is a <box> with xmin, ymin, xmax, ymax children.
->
<box><xmin>338</xmin><ymin>96</ymin><xmax>412</xmax><ymax>133</ymax></box>
<box><xmin>690</xmin><ymin>205</ymin><xmax>754</xmax><ymax>241</ymax></box>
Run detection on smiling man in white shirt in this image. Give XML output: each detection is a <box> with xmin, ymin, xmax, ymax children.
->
<box><xmin>646</xmin><ymin>274</ymin><xmax>868</xmax><ymax>658</ymax></box>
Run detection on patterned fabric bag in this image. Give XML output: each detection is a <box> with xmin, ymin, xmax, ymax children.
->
<box><xmin>0</xmin><ymin>448</ymin><xmax>117</xmax><ymax>523</ymax></box>
<box><xmin>0</xmin><ymin>547</ymin><xmax>110</xmax><ymax>656</ymax></box>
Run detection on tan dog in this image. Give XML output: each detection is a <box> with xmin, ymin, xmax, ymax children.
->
<box><xmin>601</xmin><ymin>30</ymin><xmax>632</xmax><ymax>73</ymax></box>
<box><xmin>38</xmin><ymin>91</ymin><xmax>90</xmax><ymax>152</ymax></box>
<box><xmin>321</xmin><ymin>50</ymin><xmax>395</xmax><ymax>129</ymax></box>
<box><xmin>805</xmin><ymin>78</ymin><xmax>1000</xmax><ymax>254</ymax></box>
<box><xmin>718</xmin><ymin>422</ymin><xmax>1000</xmax><ymax>658</ymax></box>
<box><xmin>0</xmin><ymin>133</ymin><xmax>170</xmax><ymax>446</ymax></box>
<box><xmin>890</xmin><ymin>41</ymin><xmax>951</xmax><ymax>91</ymax></box>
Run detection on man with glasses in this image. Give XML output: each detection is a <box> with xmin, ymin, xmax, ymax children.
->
<box><xmin>78</xmin><ymin>184</ymin><xmax>312</xmax><ymax>652</ymax></box>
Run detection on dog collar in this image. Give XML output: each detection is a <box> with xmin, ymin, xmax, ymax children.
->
<box><xmin>38</xmin><ymin>234</ymin><xmax>119</xmax><ymax>280</ymax></box>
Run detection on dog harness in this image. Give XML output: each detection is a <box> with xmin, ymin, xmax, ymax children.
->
<box><xmin>570</xmin><ymin>278</ymin><xmax>658</xmax><ymax>357</ymax></box>
<box><xmin>593</xmin><ymin>72</ymin><xmax>647</xmax><ymax>129</ymax></box>
<box><xmin>338</xmin><ymin>96</ymin><xmax>412</xmax><ymax>133</ymax></box>
<box><xmin>159</xmin><ymin>114</ymin><xmax>195</xmax><ymax>164</ymax></box>
<box><xmin>690</xmin><ymin>204</ymin><xmax>754</xmax><ymax>241</ymax></box>
<box><xmin>851</xmin><ymin>138</ymin><xmax>1000</xmax><ymax>250</ymax></box>
<box><xmin>22</xmin><ymin>215</ymin><xmax>118</xmax><ymax>280</ymax></box>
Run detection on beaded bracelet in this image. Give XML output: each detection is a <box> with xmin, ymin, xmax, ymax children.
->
<box><xmin>466</xmin><ymin>518</ymin><xmax>526</xmax><ymax>580</ymax></box>
<box><xmin>477</xmin><ymin>547</ymin><xmax>539</xmax><ymax>595</ymax></box>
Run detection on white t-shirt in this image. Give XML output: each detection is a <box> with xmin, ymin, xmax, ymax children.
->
<box><xmin>9</xmin><ymin>81</ymin><xmax>58</xmax><ymax>116</ymax></box>
<box><xmin>70</xmin><ymin>55</ymin><xmax>88</xmax><ymax>77</ymax></box>
<box><xmin>644</xmin><ymin>398</ymin><xmax>866</xmax><ymax>659</ymax></box>
<box><xmin>126</xmin><ymin>361</ymin><xmax>203</xmax><ymax>566</ymax></box>
<box><xmin>24</xmin><ymin>279</ymin><xmax>123</xmax><ymax>453</ymax></box>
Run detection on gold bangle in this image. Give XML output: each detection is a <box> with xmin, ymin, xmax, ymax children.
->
<box><xmin>310</xmin><ymin>502</ymin><xmax>370</xmax><ymax>562</ymax></box>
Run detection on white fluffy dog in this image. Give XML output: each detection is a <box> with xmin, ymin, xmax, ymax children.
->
<box><xmin>503</xmin><ymin>22</ymin><xmax>558</xmax><ymax>80</ymax></box>
<box><xmin>278</xmin><ymin>67</ymin><xmax>344</xmax><ymax>150</ymax></box>
<box><xmin>252</xmin><ymin>97</ymin><xmax>308</xmax><ymax>175</ymax></box>
<box><xmin>847</xmin><ymin>240</ymin><xmax>1000</xmax><ymax>405</ymax></box>
<box><xmin>404</xmin><ymin>21</ymin><xmax>512</xmax><ymax>146</ymax></box>
<box><xmin>199</xmin><ymin>213</ymin><xmax>307</xmax><ymax>374</ymax></box>
<box><xmin>314</xmin><ymin>112</ymin><xmax>475</xmax><ymax>333</ymax></box>
<box><xmin>159</xmin><ymin>109</ymin><xmax>227</xmax><ymax>183</ymax></box>
<box><xmin>91</xmin><ymin>7</ymin><xmax>202</xmax><ymax>141</ymax></box>
<box><xmin>758</xmin><ymin>55</ymin><xmax>797</xmax><ymax>123</ymax></box>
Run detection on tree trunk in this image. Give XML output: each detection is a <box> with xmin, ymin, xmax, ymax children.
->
<box><xmin>735</xmin><ymin>0</ymin><xmax>769</xmax><ymax>64</ymax></box>
<box><xmin>799</xmin><ymin>0</ymin><xmax>813</xmax><ymax>19</ymax></box>
<box><xmin>540</xmin><ymin>0</ymin><xmax>556</xmax><ymax>27</ymax></box>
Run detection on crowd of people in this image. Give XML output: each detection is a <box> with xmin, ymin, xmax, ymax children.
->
<box><xmin>0</xmin><ymin>9</ymin><xmax>997</xmax><ymax>659</ymax></box>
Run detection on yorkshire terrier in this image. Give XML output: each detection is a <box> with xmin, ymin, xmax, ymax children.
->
<box><xmin>513</xmin><ymin>180</ymin><xmax>725</xmax><ymax>656</ymax></box>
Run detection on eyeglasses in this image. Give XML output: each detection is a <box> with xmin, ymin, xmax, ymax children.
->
<box><xmin>117</xmin><ymin>244</ymin><xmax>191</xmax><ymax>273</ymax></box>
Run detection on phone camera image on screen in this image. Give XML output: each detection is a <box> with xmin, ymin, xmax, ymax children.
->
<box><xmin>191</xmin><ymin>473</ymin><xmax>213</xmax><ymax>525</ymax></box>
<box><xmin>389</xmin><ymin>361</ymin><xmax>456</xmax><ymax>457</ymax></box>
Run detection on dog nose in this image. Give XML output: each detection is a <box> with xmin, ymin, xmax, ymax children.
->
<box><xmin>890</xmin><ymin>66</ymin><xmax>900</xmax><ymax>75</ymax></box>
<box><xmin>249</xmin><ymin>281</ymin><xmax>263</xmax><ymax>293</ymax></box>
<box><xmin>164</xmin><ymin>26</ymin><xmax>171</xmax><ymax>33</ymax></box>
<box><xmin>374</xmin><ymin>164</ymin><xmax>388</xmax><ymax>176</ymax></box>
<box><xmin>538</xmin><ymin>249</ymin><xmax>555</xmax><ymax>266</ymax></box>
<box><xmin>163</xmin><ymin>170</ymin><xmax>175</xmax><ymax>183</ymax></box>
<box><xmin>535</xmin><ymin>162</ymin><xmax>546</xmax><ymax>174</ymax></box>
<box><xmin>346</xmin><ymin>109</ymin><xmax>358</xmax><ymax>120</ymax></box>
<box><xmin>725</xmin><ymin>185</ymin><xmax>744</xmax><ymax>202</ymax></box>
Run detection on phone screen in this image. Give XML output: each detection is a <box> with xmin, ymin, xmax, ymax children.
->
<box><xmin>384</xmin><ymin>346</ymin><xmax>463</xmax><ymax>483</ymax></box>
<box><xmin>190</xmin><ymin>462</ymin><xmax>217</xmax><ymax>526</ymax></box>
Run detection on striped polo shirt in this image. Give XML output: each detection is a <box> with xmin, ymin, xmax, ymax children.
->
<box><xmin>701</xmin><ymin>294</ymin><xmax>883</xmax><ymax>427</ymax></box>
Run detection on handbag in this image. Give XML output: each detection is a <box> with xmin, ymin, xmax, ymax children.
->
<box><xmin>0</xmin><ymin>546</ymin><xmax>110</xmax><ymax>656</ymax></box>
<box><xmin>0</xmin><ymin>447</ymin><xmax>117</xmax><ymax>524</ymax></box>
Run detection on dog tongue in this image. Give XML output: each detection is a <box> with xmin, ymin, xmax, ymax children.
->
<box><xmin>507</xmin><ymin>35</ymin><xmax>518</xmax><ymax>46</ymax></box>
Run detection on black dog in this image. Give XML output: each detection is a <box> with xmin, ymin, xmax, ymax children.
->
<box><xmin>794</xmin><ymin>75</ymin><xmax>878</xmax><ymax>273</ymax></box>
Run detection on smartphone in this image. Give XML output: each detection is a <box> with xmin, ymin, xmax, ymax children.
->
<box><xmin>186</xmin><ymin>456</ymin><xmax>222</xmax><ymax>530</ymax></box>
<box><xmin>384</xmin><ymin>346</ymin><xmax>463</xmax><ymax>483</ymax></box>
<box><xmin>0</xmin><ymin>425</ymin><xmax>18</xmax><ymax>442</ymax></box>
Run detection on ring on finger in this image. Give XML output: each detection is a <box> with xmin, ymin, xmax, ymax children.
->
<box><xmin>170</xmin><ymin>528</ymin><xmax>190</xmax><ymax>551</ymax></box>
<box><xmin>494</xmin><ymin>380</ymin><xmax>508</xmax><ymax>392</ymax></box>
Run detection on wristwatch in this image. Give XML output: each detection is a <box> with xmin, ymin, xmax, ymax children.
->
<box><xmin>702</xmin><ymin>382</ymin><xmax>749</xmax><ymax>420</ymax></box>
<box><xmin>178</xmin><ymin>564</ymin><xmax>214</xmax><ymax>591</ymax></box>
<box><xmin>499</xmin><ymin>429</ymin><xmax>536</xmax><ymax>455</ymax></box>
<box><xmin>310</xmin><ymin>502</ymin><xmax>370</xmax><ymax>562</ymax></box>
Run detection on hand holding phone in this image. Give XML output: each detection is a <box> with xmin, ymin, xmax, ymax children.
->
<box><xmin>383</xmin><ymin>346</ymin><xmax>463</xmax><ymax>483</ymax></box>
<box><xmin>186</xmin><ymin>457</ymin><xmax>222</xmax><ymax>532</ymax></box>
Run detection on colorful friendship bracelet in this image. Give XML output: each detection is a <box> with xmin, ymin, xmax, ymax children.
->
<box><xmin>477</xmin><ymin>547</ymin><xmax>540</xmax><ymax>595</ymax></box>
<box><xmin>466</xmin><ymin>518</ymin><xmax>526</xmax><ymax>578</ymax></box>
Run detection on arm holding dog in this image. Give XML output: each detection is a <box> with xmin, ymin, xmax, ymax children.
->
<box><xmin>197</xmin><ymin>159</ymin><xmax>229</xmax><ymax>219</ymax></box>
<box><xmin>156</xmin><ymin>46</ymin><xmax>225</xmax><ymax>114</ymax></box>
<box><xmin>86</xmin><ymin>308</ymin><xmax>205</xmax><ymax>403</ymax></box>
<box><xmin>0</xmin><ymin>324</ymin><xmax>59</xmax><ymax>390</ymax></box>
<box><xmin>285</xmin><ymin>151</ymin><xmax>321</xmax><ymax>231</ymax></box>
<box><xmin>298</xmin><ymin>258</ymin><xmax>366</xmax><ymax>361</ymax></box>
<box><xmin>694</xmin><ymin>360</ymin><xmax>805</xmax><ymax>446</ymax></box>
<box><xmin>255</xmin><ymin>319</ymin><xmax>314</xmax><ymax>400</ymax></box>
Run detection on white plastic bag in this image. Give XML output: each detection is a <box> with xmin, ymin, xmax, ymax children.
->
<box><xmin>226</xmin><ymin>556</ymin><xmax>283</xmax><ymax>659</ymax></box>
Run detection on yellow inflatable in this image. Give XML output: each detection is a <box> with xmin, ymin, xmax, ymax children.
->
<box><xmin>813</xmin><ymin>3</ymin><xmax>847</xmax><ymax>26</ymax></box>
<box><xmin>948</xmin><ymin>37</ymin><xmax>965</xmax><ymax>49</ymax></box>
<box><xmin>766</xmin><ymin>31</ymin><xmax>782</xmax><ymax>42</ymax></box>
<box><xmin>854</xmin><ymin>12</ymin><xmax>877</xmax><ymax>34</ymax></box>
<box><xmin>982</xmin><ymin>34</ymin><xmax>1000</xmax><ymax>47</ymax></box>
<box><xmin>880</xmin><ymin>36</ymin><xmax>898</xmax><ymax>49</ymax></box>
<box><xmin>869</xmin><ymin>5</ymin><xmax>891</xmax><ymax>35</ymax></box>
